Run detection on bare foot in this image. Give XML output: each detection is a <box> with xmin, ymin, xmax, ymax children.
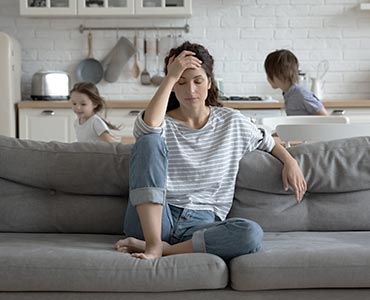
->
<box><xmin>115</xmin><ymin>237</ymin><xmax>162</xmax><ymax>259</ymax></box>
<box><xmin>131</xmin><ymin>243</ymin><xmax>163</xmax><ymax>259</ymax></box>
<box><xmin>115</xmin><ymin>237</ymin><xmax>145</xmax><ymax>253</ymax></box>
<box><xmin>115</xmin><ymin>238</ymin><xmax>171</xmax><ymax>259</ymax></box>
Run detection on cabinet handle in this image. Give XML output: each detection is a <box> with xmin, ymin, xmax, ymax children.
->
<box><xmin>41</xmin><ymin>110</ymin><xmax>55</xmax><ymax>116</ymax></box>
<box><xmin>128</xmin><ymin>110</ymin><xmax>141</xmax><ymax>116</ymax></box>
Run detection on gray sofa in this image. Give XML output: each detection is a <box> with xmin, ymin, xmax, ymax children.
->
<box><xmin>1</xmin><ymin>134</ymin><xmax>370</xmax><ymax>300</ymax></box>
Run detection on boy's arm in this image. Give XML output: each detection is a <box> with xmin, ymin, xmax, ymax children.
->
<box><xmin>315</xmin><ymin>107</ymin><xmax>329</xmax><ymax>115</ymax></box>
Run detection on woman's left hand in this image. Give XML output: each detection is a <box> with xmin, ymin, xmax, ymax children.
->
<box><xmin>271</xmin><ymin>143</ymin><xmax>307</xmax><ymax>203</ymax></box>
<box><xmin>282</xmin><ymin>159</ymin><xmax>307</xmax><ymax>203</ymax></box>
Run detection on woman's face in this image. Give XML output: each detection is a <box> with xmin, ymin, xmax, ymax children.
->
<box><xmin>173</xmin><ymin>66</ymin><xmax>211</xmax><ymax>108</ymax></box>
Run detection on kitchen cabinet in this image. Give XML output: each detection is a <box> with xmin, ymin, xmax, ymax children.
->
<box><xmin>17</xmin><ymin>101</ymin><xmax>283</xmax><ymax>142</ymax></box>
<box><xmin>77</xmin><ymin>0</ymin><xmax>135</xmax><ymax>16</ymax></box>
<box><xmin>360</xmin><ymin>3</ymin><xmax>370</xmax><ymax>10</ymax></box>
<box><xmin>104</xmin><ymin>108</ymin><xmax>141</xmax><ymax>141</ymax></box>
<box><xmin>18</xmin><ymin>103</ymin><xmax>142</xmax><ymax>143</ymax></box>
<box><xmin>239</xmin><ymin>109</ymin><xmax>284</xmax><ymax>124</ymax></box>
<box><xmin>20</xmin><ymin>0</ymin><xmax>191</xmax><ymax>16</ymax></box>
<box><xmin>326</xmin><ymin>107</ymin><xmax>370</xmax><ymax>123</ymax></box>
<box><xmin>20</xmin><ymin>0</ymin><xmax>78</xmax><ymax>16</ymax></box>
<box><xmin>135</xmin><ymin>0</ymin><xmax>192</xmax><ymax>17</ymax></box>
<box><xmin>19</xmin><ymin>108</ymin><xmax>76</xmax><ymax>142</ymax></box>
<box><xmin>18</xmin><ymin>100</ymin><xmax>370</xmax><ymax>143</ymax></box>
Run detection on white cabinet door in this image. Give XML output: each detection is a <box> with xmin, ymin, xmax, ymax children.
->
<box><xmin>20</xmin><ymin>0</ymin><xmax>191</xmax><ymax>16</ymax></box>
<box><xmin>327</xmin><ymin>107</ymin><xmax>370</xmax><ymax>123</ymax></box>
<box><xmin>19</xmin><ymin>108</ymin><xmax>76</xmax><ymax>142</ymax></box>
<box><xmin>20</xmin><ymin>0</ymin><xmax>77</xmax><ymax>16</ymax></box>
<box><xmin>77</xmin><ymin>0</ymin><xmax>135</xmax><ymax>16</ymax></box>
<box><xmin>135</xmin><ymin>0</ymin><xmax>192</xmax><ymax>16</ymax></box>
<box><xmin>239</xmin><ymin>109</ymin><xmax>284</xmax><ymax>124</ymax></box>
<box><xmin>104</xmin><ymin>108</ymin><xmax>140</xmax><ymax>142</ymax></box>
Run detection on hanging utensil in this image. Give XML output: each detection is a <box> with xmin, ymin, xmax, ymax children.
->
<box><xmin>140</xmin><ymin>35</ymin><xmax>151</xmax><ymax>85</ymax></box>
<box><xmin>75</xmin><ymin>31</ymin><xmax>104</xmax><ymax>84</ymax></box>
<box><xmin>316</xmin><ymin>60</ymin><xmax>329</xmax><ymax>80</ymax></box>
<box><xmin>103</xmin><ymin>36</ymin><xmax>136</xmax><ymax>83</ymax></box>
<box><xmin>151</xmin><ymin>34</ymin><xmax>164</xmax><ymax>85</ymax></box>
<box><xmin>132</xmin><ymin>33</ymin><xmax>140</xmax><ymax>78</ymax></box>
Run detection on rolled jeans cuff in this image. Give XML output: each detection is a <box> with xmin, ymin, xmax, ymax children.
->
<box><xmin>129</xmin><ymin>187</ymin><xmax>166</xmax><ymax>206</ymax></box>
<box><xmin>192</xmin><ymin>229</ymin><xmax>207</xmax><ymax>253</ymax></box>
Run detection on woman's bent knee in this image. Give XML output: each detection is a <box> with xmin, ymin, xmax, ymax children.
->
<box><xmin>134</xmin><ymin>133</ymin><xmax>167</xmax><ymax>157</ymax></box>
<box><xmin>236</xmin><ymin>218</ymin><xmax>264</xmax><ymax>254</ymax></box>
<box><xmin>200</xmin><ymin>218</ymin><xmax>264</xmax><ymax>260</ymax></box>
<box><xmin>130</xmin><ymin>133</ymin><xmax>168</xmax><ymax>192</ymax></box>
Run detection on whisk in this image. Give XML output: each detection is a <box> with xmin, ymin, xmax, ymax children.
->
<box><xmin>316</xmin><ymin>60</ymin><xmax>329</xmax><ymax>80</ymax></box>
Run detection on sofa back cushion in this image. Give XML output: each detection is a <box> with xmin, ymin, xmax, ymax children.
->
<box><xmin>0</xmin><ymin>136</ymin><xmax>130</xmax><ymax>233</ymax></box>
<box><xmin>228</xmin><ymin>136</ymin><xmax>370</xmax><ymax>231</ymax></box>
<box><xmin>0</xmin><ymin>136</ymin><xmax>131</xmax><ymax>195</ymax></box>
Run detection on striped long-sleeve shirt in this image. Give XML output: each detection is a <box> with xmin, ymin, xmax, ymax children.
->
<box><xmin>134</xmin><ymin>106</ymin><xmax>275</xmax><ymax>220</ymax></box>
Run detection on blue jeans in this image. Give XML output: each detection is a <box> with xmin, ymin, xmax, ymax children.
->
<box><xmin>124</xmin><ymin>133</ymin><xmax>263</xmax><ymax>261</ymax></box>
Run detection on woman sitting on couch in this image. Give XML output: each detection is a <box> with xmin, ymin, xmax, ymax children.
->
<box><xmin>115</xmin><ymin>42</ymin><xmax>307</xmax><ymax>260</ymax></box>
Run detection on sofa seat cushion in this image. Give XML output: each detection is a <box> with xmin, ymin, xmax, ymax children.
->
<box><xmin>0</xmin><ymin>233</ymin><xmax>227</xmax><ymax>292</ymax></box>
<box><xmin>230</xmin><ymin>231</ymin><xmax>370</xmax><ymax>291</ymax></box>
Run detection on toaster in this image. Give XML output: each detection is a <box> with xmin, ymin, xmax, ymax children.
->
<box><xmin>31</xmin><ymin>70</ymin><xmax>70</xmax><ymax>100</ymax></box>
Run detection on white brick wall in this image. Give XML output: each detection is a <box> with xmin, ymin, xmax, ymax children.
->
<box><xmin>1</xmin><ymin>0</ymin><xmax>369</xmax><ymax>101</ymax></box>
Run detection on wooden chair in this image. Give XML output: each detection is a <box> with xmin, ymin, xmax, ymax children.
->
<box><xmin>276</xmin><ymin>123</ymin><xmax>370</xmax><ymax>147</ymax></box>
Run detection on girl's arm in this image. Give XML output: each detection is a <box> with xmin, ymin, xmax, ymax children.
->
<box><xmin>271</xmin><ymin>142</ymin><xmax>307</xmax><ymax>202</ymax></box>
<box><xmin>99</xmin><ymin>131</ymin><xmax>114</xmax><ymax>143</ymax></box>
<box><xmin>143</xmin><ymin>51</ymin><xmax>202</xmax><ymax>127</ymax></box>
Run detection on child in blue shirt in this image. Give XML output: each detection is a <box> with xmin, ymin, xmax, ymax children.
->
<box><xmin>264</xmin><ymin>49</ymin><xmax>328</xmax><ymax>116</ymax></box>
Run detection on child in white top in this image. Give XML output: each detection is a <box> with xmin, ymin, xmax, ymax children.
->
<box><xmin>264</xmin><ymin>49</ymin><xmax>328</xmax><ymax>116</ymax></box>
<box><xmin>70</xmin><ymin>82</ymin><xmax>119</xmax><ymax>142</ymax></box>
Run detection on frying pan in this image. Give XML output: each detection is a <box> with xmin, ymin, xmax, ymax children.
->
<box><xmin>75</xmin><ymin>32</ymin><xmax>103</xmax><ymax>84</ymax></box>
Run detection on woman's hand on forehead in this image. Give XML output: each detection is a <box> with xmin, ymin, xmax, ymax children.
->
<box><xmin>167</xmin><ymin>50</ymin><xmax>202</xmax><ymax>81</ymax></box>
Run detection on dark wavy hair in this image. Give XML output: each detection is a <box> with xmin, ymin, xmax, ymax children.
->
<box><xmin>70</xmin><ymin>82</ymin><xmax>120</xmax><ymax>130</ymax></box>
<box><xmin>164</xmin><ymin>41</ymin><xmax>223</xmax><ymax>112</ymax></box>
<box><xmin>264</xmin><ymin>49</ymin><xmax>299</xmax><ymax>85</ymax></box>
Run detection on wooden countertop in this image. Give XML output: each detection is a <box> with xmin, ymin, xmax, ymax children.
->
<box><xmin>17</xmin><ymin>100</ymin><xmax>370</xmax><ymax>109</ymax></box>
